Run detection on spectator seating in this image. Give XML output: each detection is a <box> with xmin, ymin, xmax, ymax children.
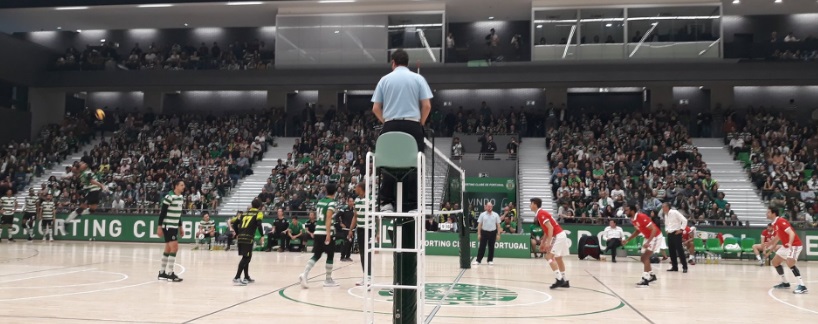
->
<box><xmin>727</xmin><ymin>111</ymin><xmax>818</xmax><ymax>227</ymax></box>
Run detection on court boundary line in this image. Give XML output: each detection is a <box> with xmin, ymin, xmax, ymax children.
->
<box><xmin>585</xmin><ymin>269</ymin><xmax>655</xmax><ymax>324</ymax></box>
<box><xmin>0</xmin><ymin>261</ymin><xmax>103</xmax><ymax>277</ymax></box>
<box><xmin>0</xmin><ymin>247</ymin><xmax>39</xmax><ymax>264</ymax></box>
<box><xmin>181</xmin><ymin>262</ymin><xmax>355</xmax><ymax>323</ymax></box>
<box><xmin>0</xmin><ymin>314</ymin><xmax>177</xmax><ymax>324</ymax></box>
<box><xmin>0</xmin><ymin>268</ymin><xmax>95</xmax><ymax>284</ymax></box>
<box><xmin>767</xmin><ymin>280</ymin><xmax>818</xmax><ymax>315</ymax></box>
<box><xmin>423</xmin><ymin>260</ymin><xmax>469</xmax><ymax>324</ymax></box>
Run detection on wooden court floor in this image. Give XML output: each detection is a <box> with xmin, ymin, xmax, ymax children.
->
<box><xmin>0</xmin><ymin>241</ymin><xmax>815</xmax><ymax>323</ymax></box>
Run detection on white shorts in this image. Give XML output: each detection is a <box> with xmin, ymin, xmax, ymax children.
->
<box><xmin>775</xmin><ymin>246</ymin><xmax>803</xmax><ymax>260</ymax></box>
<box><xmin>642</xmin><ymin>235</ymin><xmax>664</xmax><ymax>254</ymax></box>
<box><xmin>550</xmin><ymin>232</ymin><xmax>570</xmax><ymax>257</ymax></box>
<box><xmin>658</xmin><ymin>237</ymin><xmax>668</xmax><ymax>250</ymax></box>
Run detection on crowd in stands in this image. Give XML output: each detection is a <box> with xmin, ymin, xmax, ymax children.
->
<box><xmin>28</xmin><ymin>110</ymin><xmax>280</xmax><ymax>214</ymax></box>
<box><xmin>55</xmin><ymin>40</ymin><xmax>273</xmax><ymax>71</ymax></box>
<box><xmin>728</xmin><ymin>111</ymin><xmax>818</xmax><ymax>227</ymax></box>
<box><xmin>546</xmin><ymin>111</ymin><xmax>738</xmax><ymax>226</ymax></box>
<box><xmin>766</xmin><ymin>31</ymin><xmax>818</xmax><ymax>61</ymax></box>
<box><xmin>0</xmin><ymin>116</ymin><xmax>94</xmax><ymax>195</ymax></box>
<box><xmin>257</xmin><ymin>106</ymin><xmax>377</xmax><ymax>214</ymax></box>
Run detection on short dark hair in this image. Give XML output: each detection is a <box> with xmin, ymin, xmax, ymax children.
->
<box><xmin>326</xmin><ymin>182</ymin><xmax>338</xmax><ymax>195</ymax></box>
<box><xmin>768</xmin><ymin>207</ymin><xmax>778</xmax><ymax>216</ymax></box>
<box><xmin>530</xmin><ymin>198</ymin><xmax>542</xmax><ymax>208</ymax></box>
<box><xmin>251</xmin><ymin>198</ymin><xmax>262</xmax><ymax>209</ymax></box>
<box><xmin>627</xmin><ymin>204</ymin><xmax>638</xmax><ymax>213</ymax></box>
<box><xmin>391</xmin><ymin>49</ymin><xmax>409</xmax><ymax>66</ymax></box>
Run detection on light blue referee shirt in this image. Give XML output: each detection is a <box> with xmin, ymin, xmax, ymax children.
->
<box><xmin>477</xmin><ymin>211</ymin><xmax>501</xmax><ymax>231</ymax></box>
<box><xmin>371</xmin><ymin>66</ymin><xmax>433</xmax><ymax>121</ymax></box>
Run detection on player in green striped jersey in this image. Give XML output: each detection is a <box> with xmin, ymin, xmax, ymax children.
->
<box><xmin>299</xmin><ymin>182</ymin><xmax>339</xmax><ymax>289</ymax></box>
<box><xmin>195</xmin><ymin>212</ymin><xmax>217</xmax><ymax>250</ymax></box>
<box><xmin>39</xmin><ymin>194</ymin><xmax>56</xmax><ymax>242</ymax></box>
<box><xmin>350</xmin><ymin>183</ymin><xmax>377</xmax><ymax>286</ymax></box>
<box><xmin>67</xmin><ymin>157</ymin><xmax>108</xmax><ymax>223</ymax></box>
<box><xmin>0</xmin><ymin>189</ymin><xmax>17</xmax><ymax>242</ymax></box>
<box><xmin>23</xmin><ymin>189</ymin><xmax>40</xmax><ymax>241</ymax></box>
<box><xmin>158</xmin><ymin>180</ymin><xmax>186</xmax><ymax>282</ymax></box>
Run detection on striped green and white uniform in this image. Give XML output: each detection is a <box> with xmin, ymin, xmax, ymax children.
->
<box><xmin>200</xmin><ymin>219</ymin><xmax>215</xmax><ymax>231</ymax></box>
<box><xmin>354</xmin><ymin>197</ymin><xmax>369</xmax><ymax>229</ymax></box>
<box><xmin>81</xmin><ymin>170</ymin><xmax>101</xmax><ymax>192</ymax></box>
<box><xmin>314</xmin><ymin>197</ymin><xmax>336</xmax><ymax>236</ymax></box>
<box><xmin>41</xmin><ymin>201</ymin><xmax>56</xmax><ymax>220</ymax></box>
<box><xmin>1</xmin><ymin>196</ymin><xmax>15</xmax><ymax>216</ymax></box>
<box><xmin>24</xmin><ymin>196</ymin><xmax>39</xmax><ymax>213</ymax></box>
<box><xmin>161</xmin><ymin>191</ymin><xmax>184</xmax><ymax>229</ymax></box>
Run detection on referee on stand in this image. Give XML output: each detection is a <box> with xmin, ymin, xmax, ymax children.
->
<box><xmin>663</xmin><ymin>203</ymin><xmax>689</xmax><ymax>273</ymax></box>
<box><xmin>371</xmin><ymin>49</ymin><xmax>432</xmax><ymax>324</ymax></box>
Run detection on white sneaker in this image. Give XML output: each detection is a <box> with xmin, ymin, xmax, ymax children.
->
<box><xmin>298</xmin><ymin>274</ymin><xmax>308</xmax><ymax>289</ymax></box>
<box><xmin>233</xmin><ymin>278</ymin><xmax>247</xmax><ymax>286</ymax></box>
<box><xmin>49</xmin><ymin>238</ymin><xmax>54</xmax><ymax>242</ymax></box>
<box><xmin>323</xmin><ymin>279</ymin><xmax>340</xmax><ymax>287</ymax></box>
<box><xmin>471</xmin><ymin>260</ymin><xmax>479</xmax><ymax>265</ymax></box>
<box><xmin>488</xmin><ymin>261</ymin><xmax>494</xmax><ymax>265</ymax></box>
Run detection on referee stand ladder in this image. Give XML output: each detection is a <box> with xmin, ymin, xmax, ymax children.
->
<box><xmin>364</xmin><ymin>132</ymin><xmax>427</xmax><ymax>324</ymax></box>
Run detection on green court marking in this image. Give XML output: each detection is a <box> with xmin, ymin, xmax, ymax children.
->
<box><xmin>278</xmin><ymin>276</ymin><xmax>626</xmax><ymax>319</ymax></box>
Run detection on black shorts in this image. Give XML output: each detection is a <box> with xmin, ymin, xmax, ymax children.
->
<box><xmin>84</xmin><ymin>190</ymin><xmax>101</xmax><ymax>205</ymax></box>
<box><xmin>312</xmin><ymin>234</ymin><xmax>336</xmax><ymax>259</ymax></box>
<box><xmin>23</xmin><ymin>212</ymin><xmax>36</xmax><ymax>221</ymax></box>
<box><xmin>42</xmin><ymin>219</ymin><xmax>54</xmax><ymax>227</ymax></box>
<box><xmin>1</xmin><ymin>215</ymin><xmax>14</xmax><ymax>225</ymax></box>
<box><xmin>238</xmin><ymin>243</ymin><xmax>254</xmax><ymax>257</ymax></box>
<box><xmin>162</xmin><ymin>227</ymin><xmax>179</xmax><ymax>243</ymax></box>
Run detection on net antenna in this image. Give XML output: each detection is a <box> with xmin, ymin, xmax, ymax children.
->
<box><xmin>416</xmin><ymin>29</ymin><xmax>438</xmax><ymax>63</ymax></box>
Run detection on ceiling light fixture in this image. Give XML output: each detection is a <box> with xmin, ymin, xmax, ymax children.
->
<box><xmin>101</xmin><ymin>39</ymin><xmax>106</xmax><ymax>42</ymax></box>
<box><xmin>227</xmin><ymin>1</ymin><xmax>263</xmax><ymax>5</ymax></box>
<box><xmin>76</xmin><ymin>29</ymin><xmax>83</xmax><ymax>33</ymax></box>
<box><xmin>732</xmin><ymin>0</ymin><xmax>740</xmax><ymax>3</ymax></box>
<box><xmin>57</xmin><ymin>26</ymin><xmax>62</xmax><ymax>30</ymax></box>
<box><xmin>605</xmin><ymin>23</ymin><xmax>613</xmax><ymax>27</ymax></box>
<box><xmin>774</xmin><ymin>0</ymin><xmax>782</xmax><ymax>3</ymax></box>
<box><xmin>319</xmin><ymin>0</ymin><xmax>355</xmax><ymax>3</ymax></box>
<box><xmin>536</xmin><ymin>25</ymin><xmax>543</xmax><ymax>28</ymax></box>
<box><xmin>184</xmin><ymin>23</ymin><xmax>189</xmax><ymax>27</ymax></box>
<box><xmin>56</xmin><ymin>6</ymin><xmax>89</xmax><ymax>10</ymax></box>
<box><xmin>137</xmin><ymin>4</ymin><xmax>174</xmax><ymax>8</ymax></box>
<box><xmin>334</xmin><ymin>30</ymin><xmax>340</xmax><ymax>33</ymax></box>
<box><xmin>488</xmin><ymin>16</ymin><xmax>495</xmax><ymax>20</ymax></box>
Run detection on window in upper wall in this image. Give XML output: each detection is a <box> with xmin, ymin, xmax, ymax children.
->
<box><xmin>533</xmin><ymin>9</ymin><xmax>578</xmax><ymax>46</ymax></box>
<box><xmin>579</xmin><ymin>8</ymin><xmax>625</xmax><ymax>44</ymax></box>
<box><xmin>626</xmin><ymin>6</ymin><xmax>721</xmax><ymax>43</ymax></box>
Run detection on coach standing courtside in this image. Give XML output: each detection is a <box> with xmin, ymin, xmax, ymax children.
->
<box><xmin>371</xmin><ymin>49</ymin><xmax>432</xmax><ymax>324</ymax></box>
<box><xmin>663</xmin><ymin>203</ymin><xmax>688</xmax><ymax>273</ymax></box>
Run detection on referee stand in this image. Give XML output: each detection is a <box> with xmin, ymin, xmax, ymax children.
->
<box><xmin>364</xmin><ymin>132</ymin><xmax>427</xmax><ymax>324</ymax></box>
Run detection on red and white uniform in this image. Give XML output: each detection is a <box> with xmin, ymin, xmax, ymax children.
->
<box><xmin>682</xmin><ymin>226</ymin><xmax>693</xmax><ymax>241</ymax></box>
<box><xmin>632</xmin><ymin>212</ymin><xmax>663</xmax><ymax>253</ymax></box>
<box><xmin>761</xmin><ymin>229</ymin><xmax>773</xmax><ymax>244</ymax></box>
<box><xmin>537</xmin><ymin>208</ymin><xmax>569</xmax><ymax>257</ymax></box>
<box><xmin>772</xmin><ymin>217</ymin><xmax>803</xmax><ymax>259</ymax></box>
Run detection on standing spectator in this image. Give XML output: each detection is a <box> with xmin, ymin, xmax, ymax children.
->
<box><xmin>473</xmin><ymin>202</ymin><xmax>502</xmax><ymax>265</ymax></box>
<box><xmin>507</xmin><ymin>137</ymin><xmax>519</xmax><ymax>160</ymax></box>
<box><xmin>479</xmin><ymin>134</ymin><xmax>497</xmax><ymax>160</ymax></box>
<box><xmin>451</xmin><ymin>137</ymin><xmax>463</xmax><ymax>160</ymax></box>
<box><xmin>336</xmin><ymin>198</ymin><xmax>355</xmax><ymax>262</ymax></box>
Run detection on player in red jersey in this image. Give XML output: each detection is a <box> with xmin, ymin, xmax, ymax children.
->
<box><xmin>682</xmin><ymin>224</ymin><xmax>696</xmax><ymax>265</ymax></box>
<box><xmin>752</xmin><ymin>223</ymin><xmax>778</xmax><ymax>266</ymax></box>
<box><xmin>530</xmin><ymin>198</ymin><xmax>569</xmax><ymax>289</ymax></box>
<box><xmin>765</xmin><ymin>208</ymin><xmax>807</xmax><ymax>294</ymax></box>
<box><xmin>621</xmin><ymin>205</ymin><xmax>662</xmax><ymax>287</ymax></box>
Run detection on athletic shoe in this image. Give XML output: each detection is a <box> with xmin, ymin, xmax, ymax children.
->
<box><xmin>27</xmin><ymin>237</ymin><xmax>32</xmax><ymax>241</ymax></box>
<box><xmin>649</xmin><ymin>274</ymin><xmax>657</xmax><ymax>282</ymax></box>
<box><xmin>661</xmin><ymin>256</ymin><xmax>668</xmax><ymax>261</ymax></box>
<box><xmin>323</xmin><ymin>279</ymin><xmax>340</xmax><ymax>287</ymax></box>
<box><xmin>636</xmin><ymin>279</ymin><xmax>650</xmax><ymax>288</ymax></box>
<box><xmin>8</xmin><ymin>238</ymin><xmax>15</xmax><ymax>242</ymax></box>
<box><xmin>561</xmin><ymin>280</ymin><xmax>570</xmax><ymax>288</ymax></box>
<box><xmin>774</xmin><ymin>282</ymin><xmax>791</xmax><ymax>289</ymax></box>
<box><xmin>158</xmin><ymin>271</ymin><xmax>168</xmax><ymax>280</ymax></box>
<box><xmin>298</xmin><ymin>274</ymin><xmax>308</xmax><ymax>289</ymax></box>
<box><xmin>471</xmin><ymin>260</ymin><xmax>480</xmax><ymax>265</ymax></box>
<box><xmin>167</xmin><ymin>273</ymin><xmax>183</xmax><ymax>282</ymax></box>
<box><xmin>233</xmin><ymin>278</ymin><xmax>247</xmax><ymax>286</ymax></box>
<box><xmin>192</xmin><ymin>246</ymin><xmax>199</xmax><ymax>250</ymax></box>
<box><xmin>244</xmin><ymin>278</ymin><xmax>255</xmax><ymax>284</ymax></box>
<box><xmin>793</xmin><ymin>285</ymin><xmax>808</xmax><ymax>294</ymax></box>
<box><xmin>488</xmin><ymin>261</ymin><xmax>494</xmax><ymax>265</ymax></box>
<box><xmin>689</xmin><ymin>260</ymin><xmax>696</xmax><ymax>266</ymax></box>
<box><xmin>49</xmin><ymin>238</ymin><xmax>54</xmax><ymax>242</ymax></box>
<box><xmin>549</xmin><ymin>279</ymin><xmax>564</xmax><ymax>289</ymax></box>
<box><xmin>757</xmin><ymin>259</ymin><xmax>764</xmax><ymax>266</ymax></box>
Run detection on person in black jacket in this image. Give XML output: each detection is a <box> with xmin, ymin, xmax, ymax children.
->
<box><xmin>478</xmin><ymin>133</ymin><xmax>498</xmax><ymax>160</ymax></box>
<box><xmin>336</xmin><ymin>199</ymin><xmax>355</xmax><ymax>262</ymax></box>
<box><xmin>266</xmin><ymin>208</ymin><xmax>289</xmax><ymax>252</ymax></box>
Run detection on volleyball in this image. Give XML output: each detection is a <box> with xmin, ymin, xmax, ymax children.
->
<box><xmin>95</xmin><ymin>109</ymin><xmax>105</xmax><ymax>120</ymax></box>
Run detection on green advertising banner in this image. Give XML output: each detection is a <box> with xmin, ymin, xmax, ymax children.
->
<box><xmin>465</xmin><ymin>177</ymin><xmax>516</xmax><ymax>214</ymax></box>
<box><xmin>424</xmin><ymin>232</ymin><xmax>530</xmax><ymax>259</ymax></box>
<box><xmin>6</xmin><ymin>214</ymin><xmax>250</xmax><ymax>243</ymax></box>
<box><xmin>537</xmin><ymin>224</ymin><xmax>818</xmax><ymax>261</ymax></box>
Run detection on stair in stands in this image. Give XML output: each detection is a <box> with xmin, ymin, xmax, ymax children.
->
<box><xmin>692</xmin><ymin>138</ymin><xmax>768</xmax><ymax>225</ymax></box>
<box><xmin>15</xmin><ymin>136</ymin><xmax>107</xmax><ymax>209</ymax></box>
<box><xmin>217</xmin><ymin>138</ymin><xmax>297</xmax><ymax>216</ymax></box>
<box><xmin>518</xmin><ymin>138</ymin><xmax>553</xmax><ymax>223</ymax></box>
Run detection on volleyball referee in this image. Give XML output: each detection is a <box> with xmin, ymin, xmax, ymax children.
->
<box><xmin>371</xmin><ymin>49</ymin><xmax>432</xmax><ymax>324</ymax></box>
